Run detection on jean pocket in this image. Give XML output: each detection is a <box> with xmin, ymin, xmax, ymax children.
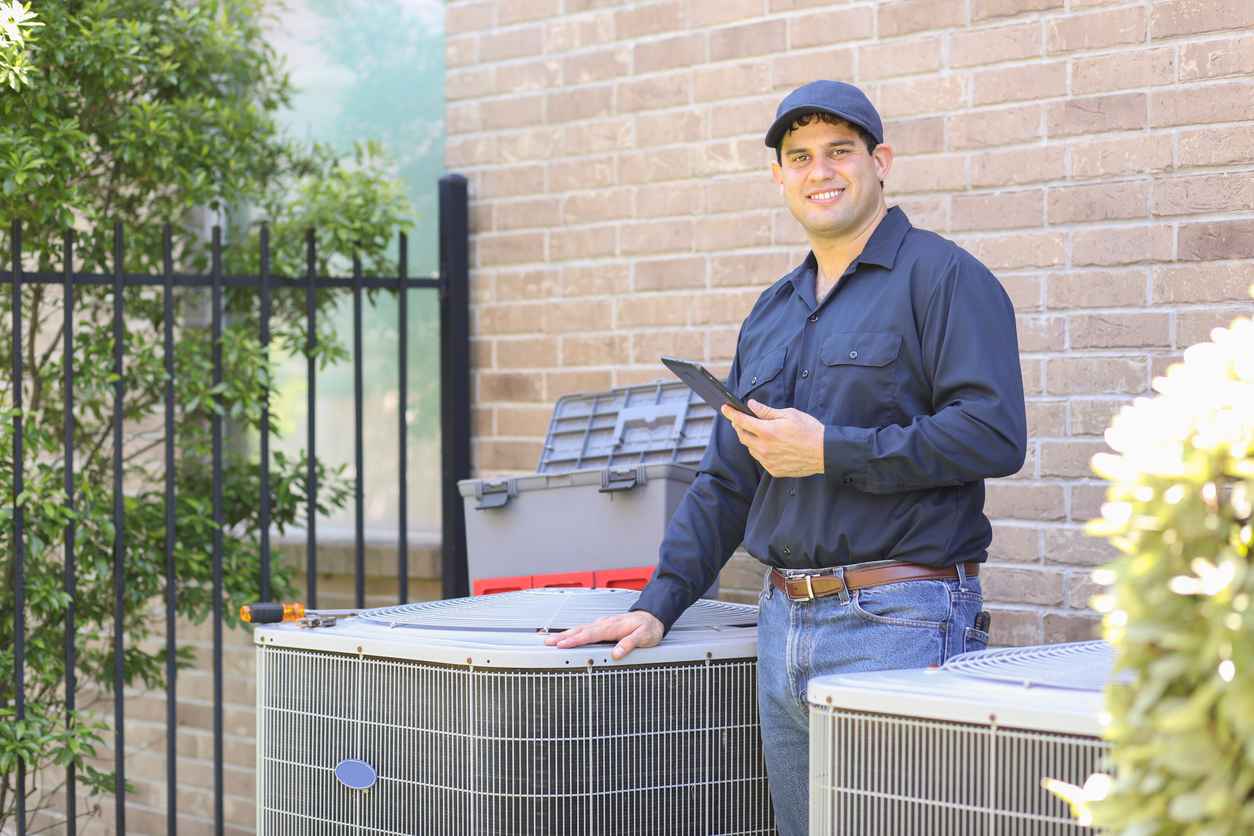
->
<box><xmin>851</xmin><ymin>579</ymin><xmax>951</xmax><ymax>629</ymax></box>
<box><xmin>963</xmin><ymin>626</ymin><xmax>990</xmax><ymax>654</ymax></box>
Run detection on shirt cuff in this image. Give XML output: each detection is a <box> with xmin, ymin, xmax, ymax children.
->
<box><xmin>823</xmin><ymin>424</ymin><xmax>874</xmax><ymax>488</ymax></box>
<box><xmin>629</xmin><ymin>576</ymin><xmax>690</xmax><ymax>634</ymax></box>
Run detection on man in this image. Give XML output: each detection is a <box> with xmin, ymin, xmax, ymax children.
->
<box><xmin>546</xmin><ymin>80</ymin><xmax>1027</xmax><ymax>834</ymax></box>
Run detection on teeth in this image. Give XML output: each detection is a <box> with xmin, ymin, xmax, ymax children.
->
<box><xmin>810</xmin><ymin>190</ymin><xmax>843</xmax><ymax>200</ymax></box>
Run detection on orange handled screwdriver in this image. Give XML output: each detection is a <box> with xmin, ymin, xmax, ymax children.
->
<box><xmin>240</xmin><ymin>602</ymin><xmax>359</xmax><ymax>624</ymax></box>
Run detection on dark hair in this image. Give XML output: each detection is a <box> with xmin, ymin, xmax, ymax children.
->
<box><xmin>773</xmin><ymin>112</ymin><xmax>878</xmax><ymax>165</ymax></box>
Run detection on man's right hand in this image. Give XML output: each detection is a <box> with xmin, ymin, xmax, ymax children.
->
<box><xmin>542</xmin><ymin>610</ymin><xmax>665</xmax><ymax>660</ymax></box>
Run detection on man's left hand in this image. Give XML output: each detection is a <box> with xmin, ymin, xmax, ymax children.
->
<box><xmin>721</xmin><ymin>399</ymin><xmax>825</xmax><ymax>477</ymax></box>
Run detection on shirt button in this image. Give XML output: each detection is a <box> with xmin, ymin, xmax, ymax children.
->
<box><xmin>808</xmin><ymin>314</ymin><xmax>818</xmax><ymax>323</ymax></box>
<box><xmin>751</xmin><ymin>375</ymin><xmax>758</xmax><ymax>384</ymax></box>
<box><xmin>848</xmin><ymin>350</ymin><xmax>858</xmax><ymax>360</ymax></box>
<box><xmin>842</xmin><ymin>476</ymin><xmax>853</xmax><ymax>485</ymax></box>
<box><xmin>782</xmin><ymin>546</ymin><xmax>791</xmax><ymax>556</ymax></box>
<box><xmin>788</xmin><ymin>487</ymin><xmax>796</xmax><ymax>496</ymax></box>
<box><xmin>800</xmin><ymin>369</ymin><xmax>809</xmax><ymax>379</ymax></box>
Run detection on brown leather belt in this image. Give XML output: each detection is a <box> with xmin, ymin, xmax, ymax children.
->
<box><xmin>770</xmin><ymin>561</ymin><xmax>980</xmax><ymax>602</ymax></box>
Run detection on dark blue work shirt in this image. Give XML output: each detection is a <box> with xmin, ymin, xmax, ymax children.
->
<box><xmin>633</xmin><ymin>206</ymin><xmax>1027</xmax><ymax>631</ymax></box>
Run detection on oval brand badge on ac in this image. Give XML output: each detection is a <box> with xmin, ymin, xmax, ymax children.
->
<box><xmin>334</xmin><ymin>758</ymin><xmax>378</xmax><ymax>791</ymax></box>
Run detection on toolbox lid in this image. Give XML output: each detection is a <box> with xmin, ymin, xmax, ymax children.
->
<box><xmin>537</xmin><ymin>380</ymin><xmax>716</xmax><ymax>475</ymax></box>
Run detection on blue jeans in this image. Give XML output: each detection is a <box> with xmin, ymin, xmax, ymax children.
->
<box><xmin>756</xmin><ymin>565</ymin><xmax>988</xmax><ymax>836</ymax></box>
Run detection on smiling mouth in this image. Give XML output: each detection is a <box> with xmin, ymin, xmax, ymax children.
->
<box><xmin>807</xmin><ymin>188</ymin><xmax>845</xmax><ymax>204</ymax></box>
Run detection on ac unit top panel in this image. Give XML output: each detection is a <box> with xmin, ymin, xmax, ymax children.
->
<box><xmin>254</xmin><ymin>588</ymin><xmax>758</xmax><ymax>668</ymax></box>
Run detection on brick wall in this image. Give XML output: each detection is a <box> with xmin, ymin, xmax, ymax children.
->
<box><xmin>446</xmin><ymin>0</ymin><xmax>1254</xmax><ymax>646</ymax></box>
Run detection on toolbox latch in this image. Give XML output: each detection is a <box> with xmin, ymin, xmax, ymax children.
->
<box><xmin>600</xmin><ymin>465</ymin><xmax>648</xmax><ymax>493</ymax></box>
<box><xmin>474</xmin><ymin>479</ymin><xmax>517</xmax><ymax>509</ymax></box>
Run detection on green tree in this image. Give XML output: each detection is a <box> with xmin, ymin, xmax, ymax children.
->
<box><xmin>0</xmin><ymin>1</ymin><xmax>412</xmax><ymax>828</ymax></box>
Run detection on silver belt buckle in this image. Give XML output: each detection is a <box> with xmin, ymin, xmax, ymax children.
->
<box><xmin>803</xmin><ymin>574</ymin><xmax>815</xmax><ymax>601</ymax></box>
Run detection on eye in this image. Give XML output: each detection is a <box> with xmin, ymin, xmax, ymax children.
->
<box><xmin>792</xmin><ymin>154</ymin><xmax>809</xmax><ymax>164</ymax></box>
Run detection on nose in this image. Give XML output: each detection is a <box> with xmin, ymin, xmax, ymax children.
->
<box><xmin>808</xmin><ymin>154</ymin><xmax>835</xmax><ymax>182</ymax></box>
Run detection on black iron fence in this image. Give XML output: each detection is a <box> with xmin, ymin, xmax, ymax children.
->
<box><xmin>3</xmin><ymin>174</ymin><xmax>471</xmax><ymax>834</ymax></box>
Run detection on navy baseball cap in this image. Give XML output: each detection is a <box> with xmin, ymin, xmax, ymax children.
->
<box><xmin>764</xmin><ymin>80</ymin><xmax>884</xmax><ymax>149</ymax></box>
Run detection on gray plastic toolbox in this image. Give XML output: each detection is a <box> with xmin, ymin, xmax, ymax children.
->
<box><xmin>458</xmin><ymin>380</ymin><xmax>717</xmax><ymax>593</ymax></box>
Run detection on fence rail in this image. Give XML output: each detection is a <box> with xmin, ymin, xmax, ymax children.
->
<box><xmin>3</xmin><ymin>173</ymin><xmax>471</xmax><ymax>835</ymax></box>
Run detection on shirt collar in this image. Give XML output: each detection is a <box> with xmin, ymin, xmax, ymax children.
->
<box><xmin>785</xmin><ymin>205</ymin><xmax>913</xmax><ymax>301</ymax></box>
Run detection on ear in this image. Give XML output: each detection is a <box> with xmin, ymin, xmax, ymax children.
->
<box><xmin>871</xmin><ymin>142</ymin><xmax>894</xmax><ymax>182</ymax></box>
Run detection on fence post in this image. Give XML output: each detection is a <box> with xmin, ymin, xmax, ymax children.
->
<box><xmin>439</xmin><ymin>174</ymin><xmax>471</xmax><ymax>599</ymax></box>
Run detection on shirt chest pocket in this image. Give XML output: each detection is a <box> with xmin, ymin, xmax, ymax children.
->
<box><xmin>817</xmin><ymin>331</ymin><xmax>903</xmax><ymax>426</ymax></box>
<box><xmin>737</xmin><ymin>345</ymin><xmax>788</xmax><ymax>406</ymax></box>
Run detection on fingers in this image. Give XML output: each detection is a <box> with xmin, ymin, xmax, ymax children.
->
<box><xmin>545</xmin><ymin>612</ymin><xmax>663</xmax><ymax>659</ymax></box>
<box><xmin>613</xmin><ymin>620</ymin><xmax>663</xmax><ymax>660</ymax></box>
<box><xmin>747</xmin><ymin>399</ymin><xmax>779</xmax><ymax>419</ymax></box>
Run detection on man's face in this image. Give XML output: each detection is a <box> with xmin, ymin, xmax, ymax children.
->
<box><xmin>771</xmin><ymin>117</ymin><xmax>891</xmax><ymax>241</ymax></box>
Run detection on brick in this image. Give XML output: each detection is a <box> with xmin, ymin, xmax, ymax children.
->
<box><xmin>550</xmin><ymin>157</ymin><xmax>616</xmax><ymax>192</ymax></box>
<box><xmin>859</xmin><ymin>37</ymin><xmax>943</xmax><ymax>81</ymax></box>
<box><xmin>787</xmin><ymin>7</ymin><xmax>876</xmax><ymax>50</ymax></box>
<box><xmin>446</xmin><ymin>2</ymin><xmax>494</xmax><ymax>35</ymax></box>
<box><xmin>1070</xmin><ymin>483</ymin><xmax>1109</xmax><ymax>522</ymax></box>
<box><xmin>711</xmin><ymin>252</ymin><xmax>795</xmax><ymax>287</ymax></box>
<box><xmin>959</xmin><ymin>232</ymin><xmax>1066</xmax><ymax>270</ymax></box>
<box><xmin>1178</xmin><ymin>125</ymin><xmax>1254</xmax><ymax>168</ymax></box>
<box><xmin>561</xmin><ymin>334</ymin><xmax>630</xmax><ymax>366</ymax></box>
<box><xmin>769</xmin><ymin>0</ymin><xmax>844</xmax><ymax>8</ymax></box>
<box><xmin>1047</xmin><ymin>93</ymin><xmax>1146</xmax><ymax>137</ymax></box>
<box><xmin>695</xmin><ymin>61</ymin><xmax>772</xmax><ymax>103</ymax></box>
<box><xmin>1070</xmin><ymin>398</ymin><xmax>1129</xmax><ymax>436</ymax></box>
<box><xmin>637</xmin><ymin>181</ymin><xmax>704</xmax><ymax>218</ymax></box>
<box><xmin>1072</xmin><ymin>225</ymin><xmax>1173</xmax><ymax>266</ymax></box>
<box><xmin>620</xmin><ymin>72</ymin><xmax>691</xmax><ymax>113</ymax></box>
<box><xmin>635</xmin><ymin>34</ymin><xmax>706</xmax><ymax>74</ymax></box>
<box><xmin>560</xmin><ymin>264</ymin><xmax>629</xmax><ymax>297</ymax></box>
<box><xmin>620</xmin><ymin>147</ymin><xmax>692</xmax><ymax>184</ymax></box>
<box><xmin>896</xmin><ymin>195</ymin><xmax>949</xmax><ymax>231</ymax></box>
<box><xmin>495</xmin><ymin>197</ymin><xmax>562</xmax><ymax>231</ymax></box>
<box><xmin>1048</xmin><ymin>181</ymin><xmax>1149</xmax><ymax>224</ymax></box>
<box><xmin>1151</xmin><ymin>81</ymin><xmax>1254</xmax><ymax>127</ymax></box>
<box><xmin>1177</xmin><ymin>306</ymin><xmax>1251</xmax><ymax>347</ymax></box>
<box><xmin>875</xmin><ymin>75</ymin><xmax>966</xmax><ymax>118</ymax></box>
<box><xmin>989</xmin><ymin>524</ymin><xmax>1042</xmax><ymax>563</ymax></box>
<box><xmin>688</xmin><ymin>0</ymin><xmax>763</xmax><ymax>26</ymax></box>
<box><xmin>705</xmin><ymin>176</ymin><xmax>777</xmax><ymax>215</ymax></box>
<box><xmin>1152</xmin><ymin>263</ymin><xmax>1254</xmax><ymax>304</ymax></box>
<box><xmin>550</xmin><ymin>224</ymin><xmax>616</xmax><ymax>260</ymax></box>
<box><xmin>546</xmin><ymin>85</ymin><xmax>615</xmax><ymax>123</ymax></box>
<box><xmin>692</xmin><ymin>289</ymin><xmax>762</xmax><ymax>325</ymax></box>
<box><xmin>710</xmin><ymin>96</ymin><xmax>776</xmax><ymax>140</ymax></box>
<box><xmin>973</xmin><ymin>0</ymin><xmax>1062</xmax><ymax>21</ymax></box>
<box><xmin>1046</xmin><ymin>6</ymin><xmax>1146</xmax><ymax>54</ymax></box>
<box><xmin>564</xmin><ymin>47</ymin><xmax>631</xmax><ymax>85</ymax></box>
<box><xmin>695</xmin><ymin>213</ymin><xmax>773</xmax><ymax>255</ymax></box>
<box><xmin>631</xmin><ymin>330</ymin><xmax>706</xmax><ymax>364</ymax></box>
<box><xmin>1072</xmin><ymin>47</ymin><xmax>1176</xmax><ymax>95</ymax></box>
<box><xmin>948</xmin><ymin>105</ymin><xmax>1042</xmax><ymax>149</ymax></box>
<box><xmin>549</xmin><ymin>299</ymin><xmax>613</xmax><ymax>332</ymax></box>
<box><xmin>773</xmin><ymin>208</ymin><xmax>809</xmax><ymax>245</ymax></box>
<box><xmin>494</xmin><ymin>336</ymin><xmax>557</xmax><ymax>369</ymax></box>
<box><xmin>971</xmin><ymin>146</ymin><xmax>1066</xmax><ymax>187</ymax></box>
<box><xmin>499</xmin><ymin>126</ymin><xmax>563</xmax><ymax>161</ymax></box>
<box><xmin>1045</xmin><ymin>612</ymin><xmax>1101</xmax><ymax>641</ymax></box>
<box><xmin>973</xmin><ymin>62</ymin><xmax>1066</xmax><ymax>106</ymax></box>
<box><xmin>1040</xmin><ymin>439</ymin><xmax>1111</xmax><ymax>478</ymax></box>
<box><xmin>634</xmin><ymin>256</ymin><xmax>707</xmax><ymax>291</ymax></box>
<box><xmin>693</xmin><ymin>138</ymin><xmax>767</xmax><ymax>176</ymax></box>
<box><xmin>477</xmin><ymin>301</ymin><xmax>543</xmax><ymax>335</ymax></box>
<box><xmin>1150</xmin><ymin>352</ymin><xmax>1185</xmax><ymax>379</ymax></box>
<box><xmin>1180</xmin><ymin>34</ymin><xmax>1254</xmax><ymax>81</ymax></box>
<box><xmin>1150</xmin><ymin>0</ymin><xmax>1254</xmax><ymax>39</ymax></box>
<box><xmin>1045</xmin><ymin>356</ymin><xmax>1148</xmax><ymax>395</ymax></box>
<box><xmin>985</xmin><ymin>483</ymin><xmax>1067</xmax><ymax>520</ymax></box>
<box><xmin>1046</xmin><ymin>269</ymin><xmax>1148</xmax><ymax>309</ymax></box>
<box><xmin>773</xmin><ymin>49</ymin><xmax>857</xmax><ymax>91</ymax></box>
<box><xmin>446</xmin><ymin>35</ymin><xmax>478</xmax><ymax>69</ymax></box>
<box><xmin>617</xmin><ymin>294</ymin><xmax>695</xmax><ymax>327</ymax></box>
<box><xmin>887</xmin><ymin>117</ymin><xmax>945</xmax><ymax>155</ymax></box>
<box><xmin>710</xmin><ymin>20</ymin><xmax>787</xmax><ymax>61</ymax></box>
<box><xmin>1179</xmin><ymin>219</ymin><xmax>1254</xmax><ymax>261</ymax></box>
<box><xmin>1071</xmin><ymin>135</ymin><xmax>1172</xmax><ymax>180</ymax></box>
<box><xmin>544</xmin><ymin>13</ymin><xmax>615</xmax><ymax>53</ymax></box>
<box><xmin>1044</xmin><ymin>527</ymin><xmax>1119</xmax><ymax>566</ymax></box>
<box><xmin>1001</xmin><ymin>274</ymin><xmax>1043</xmax><ymax>311</ymax></box>
<box><xmin>984</xmin><ymin>566</ymin><xmax>1064</xmax><ymax>606</ymax></box>
<box><xmin>496</xmin><ymin>405</ymin><xmax>553</xmax><ymax>437</ymax></box>
<box><xmin>498</xmin><ymin>0</ymin><xmax>562</xmax><ymax>25</ymax></box>
<box><xmin>1016</xmin><ymin>314</ymin><xmax>1066</xmax><ymax>352</ymax></box>
<box><xmin>952</xmin><ymin>190</ymin><xmax>1044</xmax><ymax>231</ymax></box>
<box><xmin>636</xmin><ymin>109</ymin><xmax>706</xmax><ymax>147</ymax></box>
<box><xmin>1027</xmin><ymin>400</ymin><xmax>1068</xmax><ymax>436</ymax></box>
<box><xmin>950</xmin><ymin>22</ymin><xmax>1042</xmax><ymax>68</ymax></box>
<box><xmin>479</xmin><ymin>371</ymin><xmax>545</xmax><ymax>402</ymax></box>
<box><xmin>447</xmin><ymin>66</ymin><xmax>496</xmax><ymax>101</ymax></box>
<box><xmin>481</xmin><ymin>26</ymin><xmax>544</xmax><ymax>62</ymax></box>
<box><xmin>620</xmin><ymin>219</ymin><xmax>693</xmax><ymax>255</ymax></box>
<box><xmin>1153</xmin><ymin>173</ymin><xmax>1254</xmax><ymax>217</ymax></box>
<box><xmin>987</xmin><ymin>608</ymin><xmax>1043</xmax><ymax>646</ymax></box>
<box><xmin>563</xmin><ymin>188</ymin><xmax>634</xmax><ymax>225</ymax></box>
<box><xmin>447</xmin><ymin>101</ymin><xmax>481</xmax><ymax>134</ymax></box>
<box><xmin>615</xmin><ymin>1</ymin><xmax>683</xmax><ymax>39</ymax></box>
<box><xmin>889</xmin><ymin>154</ymin><xmax>966</xmax><ymax>193</ymax></box>
<box><xmin>878</xmin><ymin>0</ymin><xmax>966</xmax><ymax>38</ymax></box>
<box><xmin>478</xmin><ymin>232</ymin><xmax>546</xmax><ymax>266</ymax></box>
<box><xmin>708</xmin><ymin>326</ymin><xmax>740</xmax><ymax>360</ymax></box>
<box><xmin>546</xmin><ymin>369</ymin><xmax>613</xmax><ymax>400</ymax></box>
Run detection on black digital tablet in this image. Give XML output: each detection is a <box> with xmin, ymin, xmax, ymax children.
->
<box><xmin>660</xmin><ymin>356</ymin><xmax>756</xmax><ymax>417</ymax></box>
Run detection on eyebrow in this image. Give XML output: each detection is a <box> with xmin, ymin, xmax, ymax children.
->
<box><xmin>784</xmin><ymin>140</ymin><xmax>856</xmax><ymax>157</ymax></box>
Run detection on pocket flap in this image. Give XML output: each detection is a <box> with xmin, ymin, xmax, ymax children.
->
<box><xmin>738</xmin><ymin>346</ymin><xmax>786</xmax><ymax>397</ymax></box>
<box><xmin>820</xmin><ymin>332</ymin><xmax>902</xmax><ymax>368</ymax></box>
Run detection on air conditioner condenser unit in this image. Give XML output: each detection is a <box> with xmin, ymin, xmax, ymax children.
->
<box><xmin>254</xmin><ymin>588</ymin><xmax>774</xmax><ymax>835</ymax></box>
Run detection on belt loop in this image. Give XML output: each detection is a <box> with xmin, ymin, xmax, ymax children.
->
<box><xmin>835</xmin><ymin>567</ymin><xmax>850</xmax><ymax>605</ymax></box>
<box><xmin>956</xmin><ymin>561</ymin><xmax>970</xmax><ymax>593</ymax></box>
<box><xmin>764</xmin><ymin>569</ymin><xmax>774</xmax><ymax>600</ymax></box>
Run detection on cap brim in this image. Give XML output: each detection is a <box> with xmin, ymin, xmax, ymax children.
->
<box><xmin>764</xmin><ymin>106</ymin><xmax>876</xmax><ymax>149</ymax></box>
